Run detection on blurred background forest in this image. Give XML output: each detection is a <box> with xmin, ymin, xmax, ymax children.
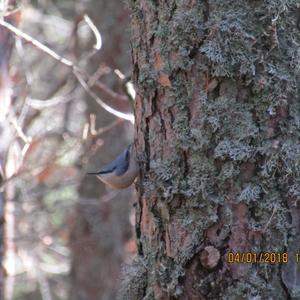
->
<box><xmin>1</xmin><ymin>0</ymin><xmax>136</xmax><ymax>299</ymax></box>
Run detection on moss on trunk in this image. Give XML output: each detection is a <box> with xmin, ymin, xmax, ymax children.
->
<box><xmin>125</xmin><ymin>1</ymin><xmax>300</xmax><ymax>299</ymax></box>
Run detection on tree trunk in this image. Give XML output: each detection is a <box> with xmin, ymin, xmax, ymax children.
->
<box><xmin>125</xmin><ymin>1</ymin><xmax>300</xmax><ymax>299</ymax></box>
<box><xmin>0</xmin><ymin>4</ymin><xmax>19</xmax><ymax>300</ymax></box>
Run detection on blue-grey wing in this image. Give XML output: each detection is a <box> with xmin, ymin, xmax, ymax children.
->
<box><xmin>114</xmin><ymin>146</ymin><xmax>130</xmax><ymax>175</ymax></box>
<box><xmin>100</xmin><ymin>146</ymin><xmax>130</xmax><ymax>175</ymax></box>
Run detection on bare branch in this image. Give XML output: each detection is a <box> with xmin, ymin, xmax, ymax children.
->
<box><xmin>74</xmin><ymin>69</ymin><xmax>134</xmax><ymax>123</ymax></box>
<box><xmin>27</xmin><ymin>94</ymin><xmax>74</xmax><ymax>109</ymax></box>
<box><xmin>0</xmin><ymin>19</ymin><xmax>74</xmax><ymax>68</ymax></box>
<box><xmin>83</xmin><ymin>14</ymin><xmax>102</xmax><ymax>50</ymax></box>
<box><xmin>9</xmin><ymin>117</ymin><xmax>32</xmax><ymax>144</ymax></box>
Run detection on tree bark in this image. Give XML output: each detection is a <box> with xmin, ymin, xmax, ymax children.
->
<box><xmin>125</xmin><ymin>1</ymin><xmax>300</xmax><ymax>299</ymax></box>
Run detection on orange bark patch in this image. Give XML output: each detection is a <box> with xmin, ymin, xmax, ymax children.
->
<box><xmin>166</xmin><ymin>221</ymin><xmax>192</xmax><ymax>258</ymax></box>
<box><xmin>141</xmin><ymin>196</ymin><xmax>156</xmax><ymax>237</ymax></box>
<box><xmin>154</xmin><ymin>53</ymin><xmax>164</xmax><ymax>71</ymax></box>
<box><xmin>158</xmin><ymin>73</ymin><xmax>171</xmax><ymax>88</ymax></box>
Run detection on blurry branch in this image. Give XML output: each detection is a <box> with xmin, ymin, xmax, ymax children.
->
<box><xmin>0</xmin><ymin>19</ymin><xmax>73</xmax><ymax>67</ymax></box>
<box><xmin>0</xmin><ymin>117</ymin><xmax>122</xmax><ymax>190</ymax></box>
<box><xmin>115</xmin><ymin>69</ymin><xmax>136</xmax><ymax>110</ymax></box>
<box><xmin>74</xmin><ymin>70</ymin><xmax>134</xmax><ymax>123</ymax></box>
<box><xmin>15</xmin><ymin>38</ymin><xmax>33</xmax><ymax>85</ymax></box>
<box><xmin>35</xmin><ymin>259</ymin><xmax>53</xmax><ymax>300</ymax></box>
<box><xmin>81</xmin><ymin>118</ymin><xmax>123</xmax><ymax>168</ymax></box>
<box><xmin>0</xmin><ymin>18</ymin><xmax>135</xmax><ymax>123</ymax></box>
<box><xmin>88</xmin><ymin>116</ymin><xmax>123</xmax><ymax>138</ymax></box>
<box><xmin>71</xmin><ymin>14</ymin><xmax>102</xmax><ymax>62</ymax></box>
<box><xmin>0</xmin><ymin>170</ymin><xmax>24</xmax><ymax>190</ymax></box>
<box><xmin>88</xmin><ymin>65</ymin><xmax>110</xmax><ymax>86</ymax></box>
<box><xmin>21</xmin><ymin>78</ymin><xmax>77</xmax><ymax>129</ymax></box>
<box><xmin>0</xmin><ymin>135</ymin><xmax>78</xmax><ymax>189</ymax></box>
<box><xmin>9</xmin><ymin>117</ymin><xmax>32</xmax><ymax>144</ymax></box>
<box><xmin>27</xmin><ymin>93</ymin><xmax>75</xmax><ymax>109</ymax></box>
<box><xmin>83</xmin><ymin>14</ymin><xmax>102</xmax><ymax>51</ymax></box>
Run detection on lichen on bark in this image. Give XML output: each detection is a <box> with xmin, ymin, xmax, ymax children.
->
<box><xmin>125</xmin><ymin>0</ymin><xmax>300</xmax><ymax>299</ymax></box>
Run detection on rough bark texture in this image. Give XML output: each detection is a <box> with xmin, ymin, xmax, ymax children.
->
<box><xmin>125</xmin><ymin>1</ymin><xmax>300</xmax><ymax>299</ymax></box>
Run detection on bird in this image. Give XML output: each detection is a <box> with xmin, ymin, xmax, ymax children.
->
<box><xmin>87</xmin><ymin>144</ymin><xmax>139</xmax><ymax>189</ymax></box>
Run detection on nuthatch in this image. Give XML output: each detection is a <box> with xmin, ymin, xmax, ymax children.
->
<box><xmin>88</xmin><ymin>144</ymin><xmax>139</xmax><ymax>189</ymax></box>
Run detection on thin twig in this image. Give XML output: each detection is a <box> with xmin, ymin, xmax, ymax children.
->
<box><xmin>88</xmin><ymin>65</ymin><xmax>111</xmax><ymax>87</ymax></box>
<box><xmin>83</xmin><ymin>14</ymin><xmax>102</xmax><ymax>50</ymax></box>
<box><xmin>90</xmin><ymin>114</ymin><xmax>97</xmax><ymax>135</ymax></box>
<box><xmin>82</xmin><ymin>123</ymin><xmax>89</xmax><ymax>140</ymax></box>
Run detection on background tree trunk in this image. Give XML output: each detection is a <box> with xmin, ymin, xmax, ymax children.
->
<box><xmin>69</xmin><ymin>2</ymin><xmax>134</xmax><ymax>300</ymax></box>
<box><xmin>0</xmin><ymin>3</ymin><xmax>19</xmax><ymax>299</ymax></box>
<box><xmin>125</xmin><ymin>1</ymin><xmax>300</xmax><ymax>299</ymax></box>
